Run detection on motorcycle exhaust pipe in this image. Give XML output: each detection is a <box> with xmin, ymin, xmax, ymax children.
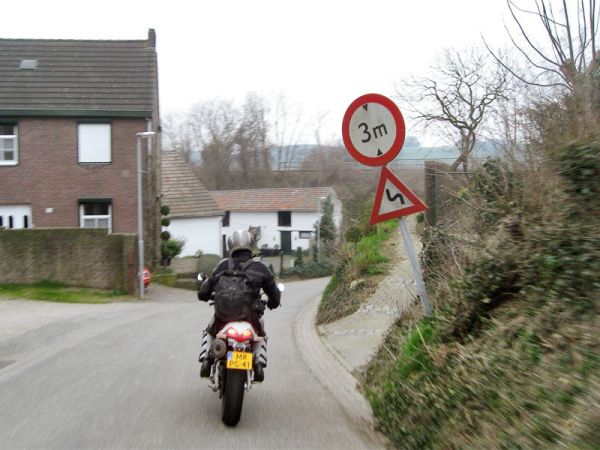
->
<box><xmin>211</xmin><ymin>339</ymin><xmax>227</xmax><ymax>359</ymax></box>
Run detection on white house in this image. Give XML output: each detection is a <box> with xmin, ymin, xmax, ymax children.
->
<box><xmin>161</xmin><ymin>151</ymin><xmax>223</xmax><ymax>257</ymax></box>
<box><xmin>211</xmin><ymin>187</ymin><xmax>342</xmax><ymax>256</ymax></box>
<box><xmin>161</xmin><ymin>155</ymin><xmax>343</xmax><ymax>258</ymax></box>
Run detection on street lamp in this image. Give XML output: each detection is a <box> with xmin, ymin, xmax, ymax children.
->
<box><xmin>316</xmin><ymin>196</ymin><xmax>327</xmax><ymax>263</ymax></box>
<box><xmin>136</xmin><ymin>131</ymin><xmax>155</xmax><ymax>299</ymax></box>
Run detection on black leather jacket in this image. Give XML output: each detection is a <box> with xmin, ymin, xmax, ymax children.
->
<box><xmin>197</xmin><ymin>250</ymin><xmax>281</xmax><ymax>309</ymax></box>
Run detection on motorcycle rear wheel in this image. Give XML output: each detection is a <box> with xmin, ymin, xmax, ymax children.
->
<box><xmin>221</xmin><ymin>369</ymin><xmax>246</xmax><ymax>426</ymax></box>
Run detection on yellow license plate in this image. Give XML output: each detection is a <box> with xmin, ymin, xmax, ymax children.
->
<box><xmin>226</xmin><ymin>351</ymin><xmax>253</xmax><ymax>370</ymax></box>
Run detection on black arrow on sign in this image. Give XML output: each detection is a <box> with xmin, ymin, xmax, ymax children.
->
<box><xmin>362</xmin><ymin>104</ymin><xmax>368</xmax><ymax>112</ymax></box>
<box><xmin>386</xmin><ymin>189</ymin><xmax>405</xmax><ymax>205</ymax></box>
<box><xmin>377</xmin><ymin>148</ymin><xmax>383</xmax><ymax>156</ymax></box>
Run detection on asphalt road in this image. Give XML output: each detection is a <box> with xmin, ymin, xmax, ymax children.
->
<box><xmin>0</xmin><ymin>278</ymin><xmax>376</xmax><ymax>449</ymax></box>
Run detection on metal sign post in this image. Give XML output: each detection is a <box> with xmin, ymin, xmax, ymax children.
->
<box><xmin>399</xmin><ymin>217</ymin><xmax>432</xmax><ymax>316</ymax></box>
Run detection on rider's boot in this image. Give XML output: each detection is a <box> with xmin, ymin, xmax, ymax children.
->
<box><xmin>253</xmin><ymin>337</ymin><xmax>268</xmax><ymax>382</ymax></box>
<box><xmin>199</xmin><ymin>331</ymin><xmax>214</xmax><ymax>378</ymax></box>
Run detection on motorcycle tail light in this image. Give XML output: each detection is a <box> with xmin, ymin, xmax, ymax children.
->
<box><xmin>226</xmin><ymin>328</ymin><xmax>238</xmax><ymax>338</ymax></box>
<box><xmin>242</xmin><ymin>329</ymin><xmax>253</xmax><ymax>338</ymax></box>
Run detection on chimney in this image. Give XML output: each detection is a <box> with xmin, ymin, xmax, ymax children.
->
<box><xmin>148</xmin><ymin>28</ymin><xmax>156</xmax><ymax>48</ymax></box>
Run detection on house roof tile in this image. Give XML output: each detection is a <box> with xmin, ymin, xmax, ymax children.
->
<box><xmin>0</xmin><ymin>34</ymin><xmax>156</xmax><ymax>115</ymax></box>
<box><xmin>211</xmin><ymin>187</ymin><xmax>336</xmax><ymax>212</ymax></box>
<box><xmin>161</xmin><ymin>151</ymin><xmax>223</xmax><ymax>218</ymax></box>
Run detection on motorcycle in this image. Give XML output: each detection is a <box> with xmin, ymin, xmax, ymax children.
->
<box><xmin>198</xmin><ymin>273</ymin><xmax>284</xmax><ymax>426</ymax></box>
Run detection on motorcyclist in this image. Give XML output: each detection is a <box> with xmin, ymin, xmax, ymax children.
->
<box><xmin>197</xmin><ymin>230</ymin><xmax>281</xmax><ymax>382</ymax></box>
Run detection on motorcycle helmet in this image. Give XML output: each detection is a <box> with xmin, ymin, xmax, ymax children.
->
<box><xmin>227</xmin><ymin>229</ymin><xmax>253</xmax><ymax>255</ymax></box>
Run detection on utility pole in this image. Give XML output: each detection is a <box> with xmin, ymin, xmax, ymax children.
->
<box><xmin>136</xmin><ymin>131</ymin><xmax>155</xmax><ymax>299</ymax></box>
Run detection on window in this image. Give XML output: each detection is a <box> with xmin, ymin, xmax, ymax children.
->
<box><xmin>222</xmin><ymin>211</ymin><xmax>230</xmax><ymax>227</ymax></box>
<box><xmin>80</xmin><ymin>201</ymin><xmax>112</xmax><ymax>232</ymax></box>
<box><xmin>0</xmin><ymin>205</ymin><xmax>31</xmax><ymax>229</ymax></box>
<box><xmin>278</xmin><ymin>211</ymin><xmax>291</xmax><ymax>227</ymax></box>
<box><xmin>299</xmin><ymin>231</ymin><xmax>312</xmax><ymax>239</ymax></box>
<box><xmin>0</xmin><ymin>124</ymin><xmax>18</xmax><ymax>165</ymax></box>
<box><xmin>78</xmin><ymin>123</ymin><xmax>111</xmax><ymax>163</ymax></box>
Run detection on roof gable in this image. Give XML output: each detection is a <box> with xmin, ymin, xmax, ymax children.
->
<box><xmin>161</xmin><ymin>151</ymin><xmax>223</xmax><ymax>218</ymax></box>
<box><xmin>0</xmin><ymin>31</ymin><xmax>157</xmax><ymax>116</ymax></box>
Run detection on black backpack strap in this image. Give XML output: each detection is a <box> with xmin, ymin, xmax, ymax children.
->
<box><xmin>213</xmin><ymin>258</ymin><xmax>235</xmax><ymax>281</ymax></box>
<box><xmin>240</xmin><ymin>259</ymin><xmax>254</xmax><ymax>272</ymax></box>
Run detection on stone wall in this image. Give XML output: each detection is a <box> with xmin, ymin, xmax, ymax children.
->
<box><xmin>0</xmin><ymin>229</ymin><xmax>136</xmax><ymax>293</ymax></box>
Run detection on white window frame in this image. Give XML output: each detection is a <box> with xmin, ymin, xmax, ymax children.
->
<box><xmin>78</xmin><ymin>123</ymin><xmax>111</xmax><ymax>163</ymax></box>
<box><xmin>79</xmin><ymin>203</ymin><xmax>112</xmax><ymax>233</ymax></box>
<box><xmin>299</xmin><ymin>231</ymin><xmax>312</xmax><ymax>239</ymax></box>
<box><xmin>0</xmin><ymin>205</ymin><xmax>32</xmax><ymax>229</ymax></box>
<box><xmin>0</xmin><ymin>125</ymin><xmax>18</xmax><ymax>165</ymax></box>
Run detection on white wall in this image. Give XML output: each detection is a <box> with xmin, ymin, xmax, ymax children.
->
<box><xmin>223</xmin><ymin>211</ymin><xmax>318</xmax><ymax>251</ymax></box>
<box><xmin>0</xmin><ymin>205</ymin><xmax>32</xmax><ymax>229</ymax></box>
<box><xmin>168</xmin><ymin>216</ymin><xmax>222</xmax><ymax>257</ymax></box>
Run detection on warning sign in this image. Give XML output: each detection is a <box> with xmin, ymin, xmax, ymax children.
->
<box><xmin>370</xmin><ymin>166</ymin><xmax>427</xmax><ymax>224</ymax></box>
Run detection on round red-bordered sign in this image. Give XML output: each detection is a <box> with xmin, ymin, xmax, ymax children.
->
<box><xmin>342</xmin><ymin>93</ymin><xmax>406</xmax><ymax>167</ymax></box>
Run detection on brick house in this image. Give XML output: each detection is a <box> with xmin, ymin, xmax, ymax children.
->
<box><xmin>0</xmin><ymin>29</ymin><xmax>161</xmax><ymax>265</ymax></box>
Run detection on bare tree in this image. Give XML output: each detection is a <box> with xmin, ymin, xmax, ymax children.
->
<box><xmin>269</xmin><ymin>94</ymin><xmax>308</xmax><ymax>171</ymax></box>
<box><xmin>233</xmin><ymin>94</ymin><xmax>273</xmax><ymax>187</ymax></box>
<box><xmin>486</xmin><ymin>0</ymin><xmax>600</xmax><ymax>132</ymax></box>
<box><xmin>161</xmin><ymin>113</ymin><xmax>195</xmax><ymax>163</ymax></box>
<box><xmin>162</xmin><ymin>95</ymin><xmax>276</xmax><ymax>190</ymax></box>
<box><xmin>189</xmin><ymin>100</ymin><xmax>238</xmax><ymax>189</ymax></box>
<box><xmin>398</xmin><ymin>48</ymin><xmax>509</xmax><ymax>171</ymax></box>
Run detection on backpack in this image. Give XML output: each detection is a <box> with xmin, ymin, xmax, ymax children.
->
<box><xmin>213</xmin><ymin>258</ymin><xmax>258</xmax><ymax>322</ymax></box>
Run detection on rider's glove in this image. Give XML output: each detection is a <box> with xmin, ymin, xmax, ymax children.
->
<box><xmin>267</xmin><ymin>299</ymin><xmax>280</xmax><ymax>310</ymax></box>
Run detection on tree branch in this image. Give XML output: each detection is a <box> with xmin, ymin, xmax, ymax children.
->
<box><xmin>483</xmin><ymin>38</ymin><xmax>572</xmax><ymax>90</ymax></box>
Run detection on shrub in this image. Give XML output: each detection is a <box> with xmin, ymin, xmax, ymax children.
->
<box><xmin>364</xmin><ymin>137</ymin><xmax>600</xmax><ymax>449</ymax></box>
<box><xmin>345</xmin><ymin>225</ymin><xmax>363</xmax><ymax>244</ymax></box>
<box><xmin>280</xmin><ymin>261</ymin><xmax>333</xmax><ymax>280</ymax></box>
<box><xmin>554</xmin><ymin>141</ymin><xmax>600</xmax><ymax>208</ymax></box>
<box><xmin>160</xmin><ymin>238</ymin><xmax>184</xmax><ymax>266</ymax></box>
<box><xmin>293</xmin><ymin>246</ymin><xmax>304</xmax><ymax>267</ymax></box>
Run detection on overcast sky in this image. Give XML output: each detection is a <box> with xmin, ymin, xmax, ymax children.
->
<box><xmin>4</xmin><ymin>0</ymin><xmax>531</xmax><ymax>145</ymax></box>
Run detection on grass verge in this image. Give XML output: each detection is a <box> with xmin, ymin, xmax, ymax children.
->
<box><xmin>317</xmin><ymin>221</ymin><xmax>396</xmax><ymax>325</ymax></box>
<box><xmin>0</xmin><ymin>281</ymin><xmax>131</xmax><ymax>303</ymax></box>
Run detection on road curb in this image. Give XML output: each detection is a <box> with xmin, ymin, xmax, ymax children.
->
<box><xmin>294</xmin><ymin>294</ymin><xmax>387</xmax><ymax>449</ymax></box>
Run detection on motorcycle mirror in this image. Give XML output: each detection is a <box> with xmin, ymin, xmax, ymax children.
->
<box><xmin>277</xmin><ymin>283</ymin><xmax>285</xmax><ymax>293</ymax></box>
<box><xmin>197</xmin><ymin>272</ymin><xmax>206</xmax><ymax>282</ymax></box>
